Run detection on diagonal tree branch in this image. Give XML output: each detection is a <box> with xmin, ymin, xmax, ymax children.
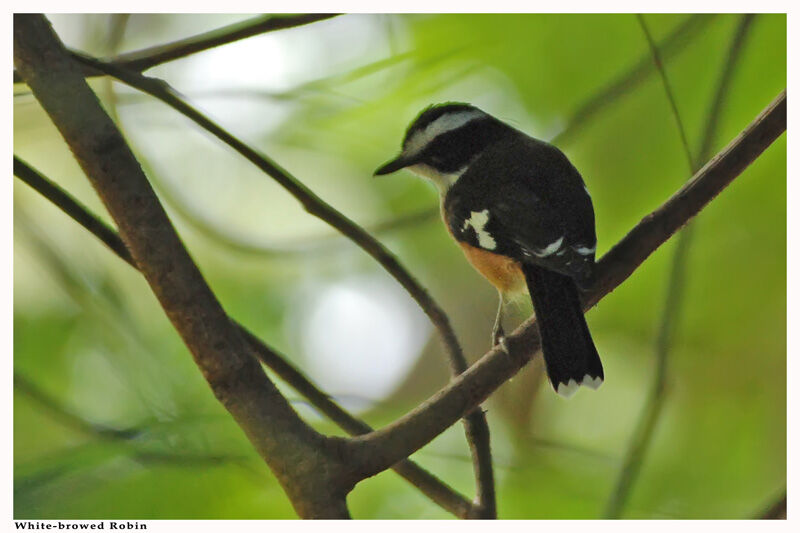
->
<box><xmin>142</xmin><ymin>156</ymin><xmax>438</xmax><ymax>258</ymax></box>
<box><xmin>13</xmin><ymin>14</ymin><xmax>339</xmax><ymax>83</ymax></box>
<box><xmin>13</xmin><ymin>157</ymin><xmax>134</xmax><ymax>264</ymax></box>
<box><xmin>14</xmin><ymin>14</ymin><xmax>353</xmax><ymax>518</ymax></box>
<box><xmin>758</xmin><ymin>490</ymin><xmax>787</xmax><ymax>519</ymax></box>
<box><xmin>68</xmin><ymin>50</ymin><xmax>496</xmax><ymax>518</ymax></box>
<box><xmin>605</xmin><ymin>13</ymin><xmax>757</xmax><ymax>518</ymax></box>
<box><xmin>13</xmin><ymin>155</ymin><xmax>476</xmax><ymax>519</ymax></box>
<box><xmin>343</xmin><ymin>90</ymin><xmax>786</xmax><ymax>479</ymax></box>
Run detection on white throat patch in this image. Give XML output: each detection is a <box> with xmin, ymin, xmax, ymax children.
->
<box><xmin>407</xmin><ymin>163</ymin><xmax>468</xmax><ymax>195</ymax></box>
<box><xmin>404</xmin><ymin>109</ymin><xmax>485</xmax><ymax>155</ymax></box>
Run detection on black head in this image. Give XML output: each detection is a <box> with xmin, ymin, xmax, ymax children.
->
<box><xmin>374</xmin><ymin>103</ymin><xmax>511</xmax><ymax>177</ymax></box>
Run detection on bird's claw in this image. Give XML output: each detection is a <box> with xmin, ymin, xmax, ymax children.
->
<box><xmin>497</xmin><ymin>335</ymin><xmax>509</xmax><ymax>354</ymax></box>
<box><xmin>492</xmin><ymin>326</ymin><xmax>509</xmax><ymax>354</ymax></box>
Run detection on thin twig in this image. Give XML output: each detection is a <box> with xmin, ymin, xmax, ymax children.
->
<box><xmin>140</xmin><ymin>155</ymin><xmax>438</xmax><ymax>258</ymax></box>
<box><xmin>14</xmin><ymin>373</ymin><xmax>138</xmax><ymax>440</ymax></box>
<box><xmin>636</xmin><ymin>14</ymin><xmax>696</xmax><ymax>172</ymax></box>
<box><xmin>99</xmin><ymin>14</ymin><xmax>131</xmax><ymax>125</ymax></box>
<box><xmin>13</xmin><ymin>157</ymin><xmax>135</xmax><ymax>264</ymax></box>
<box><xmin>112</xmin><ymin>14</ymin><xmax>339</xmax><ymax>72</ymax></box>
<box><xmin>552</xmin><ymin>14</ymin><xmax>715</xmax><ymax>145</ymax></box>
<box><xmin>13</xmin><ymin>14</ymin><xmax>339</xmax><ymax>83</ymax></box>
<box><xmin>696</xmin><ymin>15</ymin><xmax>757</xmax><ymax>163</ymax></box>
<box><xmin>14</xmin><ymin>374</ymin><xmax>262</xmax><ymax>494</ymax></box>
<box><xmin>13</xmin><ymin>156</ymin><xmax>477</xmax><ymax>519</ymax></box>
<box><xmin>15</xmin><ymin>373</ymin><xmax>253</xmax><ymax>466</ymax></box>
<box><xmin>106</xmin><ymin>14</ymin><xmax>131</xmax><ymax>53</ymax></box>
<box><xmin>70</xmin><ymin>51</ymin><xmax>496</xmax><ymax>517</ymax></box>
<box><xmin>604</xmin><ymin>14</ymin><xmax>756</xmax><ymax>518</ymax></box>
<box><xmin>344</xmin><ymin>91</ymin><xmax>786</xmax><ymax>478</ymax></box>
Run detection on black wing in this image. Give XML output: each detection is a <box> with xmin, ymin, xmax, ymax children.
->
<box><xmin>443</xmin><ymin>136</ymin><xmax>597</xmax><ymax>283</ymax></box>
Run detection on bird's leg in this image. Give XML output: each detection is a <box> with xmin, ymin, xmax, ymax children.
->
<box><xmin>492</xmin><ymin>292</ymin><xmax>509</xmax><ymax>352</ymax></box>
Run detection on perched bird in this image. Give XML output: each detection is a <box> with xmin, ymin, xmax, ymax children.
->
<box><xmin>374</xmin><ymin>103</ymin><xmax>603</xmax><ymax>397</ymax></box>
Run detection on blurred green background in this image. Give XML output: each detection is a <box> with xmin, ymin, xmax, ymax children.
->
<box><xmin>13</xmin><ymin>13</ymin><xmax>785</xmax><ymax>519</ymax></box>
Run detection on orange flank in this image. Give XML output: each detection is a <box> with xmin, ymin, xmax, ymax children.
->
<box><xmin>457</xmin><ymin>241</ymin><xmax>526</xmax><ymax>294</ymax></box>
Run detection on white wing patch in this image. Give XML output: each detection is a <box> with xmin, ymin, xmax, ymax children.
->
<box><xmin>534</xmin><ymin>236</ymin><xmax>564</xmax><ymax>257</ymax></box>
<box><xmin>572</xmin><ymin>244</ymin><xmax>596</xmax><ymax>256</ymax></box>
<box><xmin>463</xmin><ymin>209</ymin><xmax>496</xmax><ymax>250</ymax></box>
<box><xmin>405</xmin><ymin>110</ymin><xmax>485</xmax><ymax>155</ymax></box>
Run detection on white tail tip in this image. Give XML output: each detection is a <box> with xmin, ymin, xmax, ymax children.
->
<box><xmin>557</xmin><ymin>379</ymin><xmax>580</xmax><ymax>398</ymax></box>
<box><xmin>556</xmin><ymin>375</ymin><xmax>604</xmax><ymax>398</ymax></box>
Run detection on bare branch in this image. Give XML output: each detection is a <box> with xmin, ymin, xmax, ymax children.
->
<box><xmin>13</xmin><ymin>14</ymin><xmax>339</xmax><ymax>83</ymax></box>
<box><xmin>758</xmin><ymin>491</ymin><xmax>787</xmax><ymax>519</ymax></box>
<box><xmin>605</xmin><ymin>13</ymin><xmax>757</xmax><ymax>518</ymax></box>
<box><xmin>13</xmin><ymin>156</ymin><xmax>476</xmax><ymax>519</ymax></box>
<box><xmin>70</xmin><ymin>51</ymin><xmax>496</xmax><ymax>516</ymax></box>
<box><xmin>14</xmin><ymin>14</ymin><xmax>351</xmax><ymax>518</ymax></box>
<box><xmin>236</xmin><ymin>326</ymin><xmax>478</xmax><ymax>518</ymax></box>
<box><xmin>345</xmin><ymin>90</ymin><xmax>787</xmax><ymax>478</ymax></box>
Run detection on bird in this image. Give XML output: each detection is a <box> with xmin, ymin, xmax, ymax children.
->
<box><xmin>374</xmin><ymin>102</ymin><xmax>603</xmax><ymax>398</ymax></box>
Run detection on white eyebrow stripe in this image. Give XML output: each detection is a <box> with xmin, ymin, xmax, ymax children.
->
<box><xmin>404</xmin><ymin>110</ymin><xmax>485</xmax><ymax>155</ymax></box>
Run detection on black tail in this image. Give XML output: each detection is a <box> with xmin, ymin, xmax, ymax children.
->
<box><xmin>523</xmin><ymin>264</ymin><xmax>603</xmax><ymax>397</ymax></box>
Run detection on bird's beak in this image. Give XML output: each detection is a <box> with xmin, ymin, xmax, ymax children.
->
<box><xmin>374</xmin><ymin>153</ymin><xmax>416</xmax><ymax>176</ymax></box>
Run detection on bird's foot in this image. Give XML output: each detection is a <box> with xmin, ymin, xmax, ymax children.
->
<box><xmin>497</xmin><ymin>336</ymin><xmax>510</xmax><ymax>354</ymax></box>
<box><xmin>492</xmin><ymin>325</ymin><xmax>509</xmax><ymax>354</ymax></box>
